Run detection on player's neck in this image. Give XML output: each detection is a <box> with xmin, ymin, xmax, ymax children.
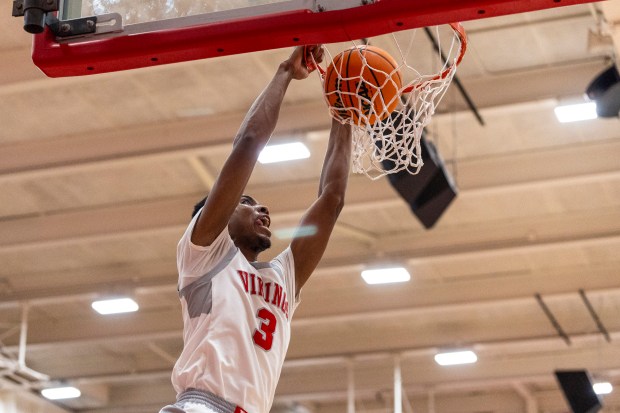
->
<box><xmin>239</xmin><ymin>246</ymin><xmax>260</xmax><ymax>263</ymax></box>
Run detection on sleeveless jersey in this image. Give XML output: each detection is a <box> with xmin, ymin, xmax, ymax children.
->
<box><xmin>171</xmin><ymin>211</ymin><xmax>299</xmax><ymax>413</ymax></box>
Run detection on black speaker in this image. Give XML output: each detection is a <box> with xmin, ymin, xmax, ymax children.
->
<box><xmin>554</xmin><ymin>370</ymin><xmax>602</xmax><ymax>413</ymax></box>
<box><xmin>586</xmin><ymin>65</ymin><xmax>620</xmax><ymax>118</ymax></box>
<box><xmin>383</xmin><ymin>132</ymin><xmax>457</xmax><ymax>229</ymax></box>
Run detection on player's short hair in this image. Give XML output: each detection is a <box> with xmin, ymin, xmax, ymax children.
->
<box><xmin>192</xmin><ymin>196</ymin><xmax>207</xmax><ymax>218</ymax></box>
<box><xmin>191</xmin><ymin>194</ymin><xmax>256</xmax><ymax>219</ymax></box>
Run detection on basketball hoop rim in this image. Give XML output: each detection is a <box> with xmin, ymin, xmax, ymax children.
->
<box><xmin>401</xmin><ymin>22</ymin><xmax>467</xmax><ymax>93</ymax></box>
<box><xmin>311</xmin><ymin>22</ymin><xmax>469</xmax><ymax>179</ymax></box>
<box><xmin>306</xmin><ymin>22</ymin><xmax>467</xmax><ymax>94</ymax></box>
<box><xmin>449</xmin><ymin>22</ymin><xmax>467</xmax><ymax>68</ymax></box>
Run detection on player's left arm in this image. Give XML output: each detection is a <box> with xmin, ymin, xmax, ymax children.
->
<box><xmin>290</xmin><ymin>119</ymin><xmax>352</xmax><ymax>296</ymax></box>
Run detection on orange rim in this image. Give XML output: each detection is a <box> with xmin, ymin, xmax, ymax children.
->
<box><xmin>314</xmin><ymin>23</ymin><xmax>467</xmax><ymax>94</ymax></box>
<box><xmin>303</xmin><ymin>44</ymin><xmax>323</xmax><ymax>75</ymax></box>
<box><xmin>402</xmin><ymin>22</ymin><xmax>467</xmax><ymax>93</ymax></box>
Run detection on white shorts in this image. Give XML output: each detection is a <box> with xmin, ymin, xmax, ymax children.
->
<box><xmin>160</xmin><ymin>401</ymin><xmax>218</xmax><ymax>413</ymax></box>
<box><xmin>159</xmin><ymin>389</ymin><xmax>248</xmax><ymax>413</ymax></box>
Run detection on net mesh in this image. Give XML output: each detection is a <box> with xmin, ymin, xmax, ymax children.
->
<box><xmin>314</xmin><ymin>24</ymin><xmax>466</xmax><ymax>179</ymax></box>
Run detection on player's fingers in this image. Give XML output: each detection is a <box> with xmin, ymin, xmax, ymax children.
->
<box><xmin>313</xmin><ymin>46</ymin><xmax>325</xmax><ymax>64</ymax></box>
<box><xmin>303</xmin><ymin>45</ymin><xmax>318</xmax><ymax>72</ymax></box>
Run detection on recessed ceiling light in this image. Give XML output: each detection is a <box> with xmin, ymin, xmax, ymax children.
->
<box><xmin>41</xmin><ymin>386</ymin><xmax>81</xmax><ymax>400</ymax></box>
<box><xmin>554</xmin><ymin>102</ymin><xmax>597</xmax><ymax>123</ymax></box>
<box><xmin>434</xmin><ymin>350</ymin><xmax>478</xmax><ymax>366</ymax></box>
<box><xmin>258</xmin><ymin>142</ymin><xmax>310</xmax><ymax>164</ymax></box>
<box><xmin>593</xmin><ymin>382</ymin><xmax>613</xmax><ymax>395</ymax></box>
<box><xmin>91</xmin><ymin>298</ymin><xmax>139</xmax><ymax>315</ymax></box>
<box><xmin>361</xmin><ymin>267</ymin><xmax>411</xmax><ymax>285</ymax></box>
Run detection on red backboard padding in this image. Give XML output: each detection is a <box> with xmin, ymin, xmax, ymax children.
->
<box><xmin>32</xmin><ymin>0</ymin><xmax>600</xmax><ymax>77</ymax></box>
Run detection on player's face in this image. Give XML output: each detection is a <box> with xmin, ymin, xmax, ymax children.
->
<box><xmin>228</xmin><ymin>195</ymin><xmax>272</xmax><ymax>254</ymax></box>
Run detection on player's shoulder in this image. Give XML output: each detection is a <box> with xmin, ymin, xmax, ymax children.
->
<box><xmin>268</xmin><ymin>247</ymin><xmax>294</xmax><ymax>275</ymax></box>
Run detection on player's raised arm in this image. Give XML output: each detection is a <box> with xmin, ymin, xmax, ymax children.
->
<box><xmin>291</xmin><ymin>118</ymin><xmax>352</xmax><ymax>296</ymax></box>
<box><xmin>191</xmin><ymin>45</ymin><xmax>323</xmax><ymax>247</ymax></box>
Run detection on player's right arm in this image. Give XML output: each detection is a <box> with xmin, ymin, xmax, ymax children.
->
<box><xmin>290</xmin><ymin>119</ymin><xmax>352</xmax><ymax>296</ymax></box>
<box><xmin>190</xmin><ymin>46</ymin><xmax>323</xmax><ymax>247</ymax></box>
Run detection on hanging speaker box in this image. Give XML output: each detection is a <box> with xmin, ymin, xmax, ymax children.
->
<box><xmin>586</xmin><ymin>65</ymin><xmax>620</xmax><ymax>118</ymax></box>
<box><xmin>384</xmin><ymin>133</ymin><xmax>457</xmax><ymax>229</ymax></box>
<box><xmin>554</xmin><ymin>370</ymin><xmax>602</xmax><ymax>413</ymax></box>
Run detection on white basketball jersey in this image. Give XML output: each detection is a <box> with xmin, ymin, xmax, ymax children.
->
<box><xmin>171</xmin><ymin>212</ymin><xmax>299</xmax><ymax>413</ymax></box>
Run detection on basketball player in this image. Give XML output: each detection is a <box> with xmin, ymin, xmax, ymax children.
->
<box><xmin>159</xmin><ymin>45</ymin><xmax>353</xmax><ymax>413</ymax></box>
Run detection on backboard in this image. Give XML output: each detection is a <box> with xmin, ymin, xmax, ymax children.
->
<box><xmin>22</xmin><ymin>0</ymin><xmax>602</xmax><ymax>77</ymax></box>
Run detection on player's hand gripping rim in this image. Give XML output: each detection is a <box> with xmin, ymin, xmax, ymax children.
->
<box><xmin>303</xmin><ymin>44</ymin><xmax>326</xmax><ymax>77</ymax></box>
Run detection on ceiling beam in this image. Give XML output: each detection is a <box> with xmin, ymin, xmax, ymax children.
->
<box><xmin>18</xmin><ymin>331</ymin><xmax>620</xmax><ymax>390</ymax></box>
<box><xmin>2</xmin><ymin>255</ymin><xmax>619</xmax><ymax>328</ymax></box>
<box><xmin>293</xmin><ymin>286</ymin><xmax>620</xmax><ymax>329</ymax></box>
<box><xmin>1</xmin><ymin>205</ymin><xmax>619</xmax><ymax>279</ymax></box>
<box><xmin>363</xmin><ymin>208</ymin><xmax>620</xmax><ymax>260</ymax></box>
<box><xmin>4</xmin><ymin>276</ymin><xmax>620</xmax><ymax>350</ymax></box>
<box><xmin>0</xmin><ymin>100</ymin><xmax>332</xmax><ymax>178</ymax></box>
<box><xmin>0</xmin><ymin>57</ymin><xmax>611</xmax><ymax>181</ymax></box>
<box><xmin>1</xmin><ymin>140</ymin><xmax>619</xmax><ymax>251</ymax></box>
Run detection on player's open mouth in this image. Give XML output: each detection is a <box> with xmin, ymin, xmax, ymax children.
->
<box><xmin>257</xmin><ymin>216</ymin><xmax>270</xmax><ymax>228</ymax></box>
<box><xmin>255</xmin><ymin>216</ymin><xmax>271</xmax><ymax>236</ymax></box>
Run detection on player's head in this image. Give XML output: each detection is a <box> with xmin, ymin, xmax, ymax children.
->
<box><xmin>228</xmin><ymin>194</ymin><xmax>272</xmax><ymax>255</ymax></box>
<box><xmin>191</xmin><ymin>194</ymin><xmax>271</xmax><ymax>254</ymax></box>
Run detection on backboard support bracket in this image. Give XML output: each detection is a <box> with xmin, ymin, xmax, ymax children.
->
<box><xmin>45</xmin><ymin>13</ymin><xmax>123</xmax><ymax>39</ymax></box>
<box><xmin>46</xmin><ymin>15</ymin><xmax>96</xmax><ymax>37</ymax></box>
<box><xmin>12</xmin><ymin>0</ymin><xmax>58</xmax><ymax>34</ymax></box>
<box><xmin>13</xmin><ymin>0</ymin><xmax>122</xmax><ymax>38</ymax></box>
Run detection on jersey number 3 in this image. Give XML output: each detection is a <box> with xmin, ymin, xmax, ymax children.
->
<box><xmin>253</xmin><ymin>308</ymin><xmax>277</xmax><ymax>351</ymax></box>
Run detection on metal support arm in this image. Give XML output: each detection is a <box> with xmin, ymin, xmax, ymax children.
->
<box><xmin>12</xmin><ymin>0</ymin><xmax>59</xmax><ymax>34</ymax></box>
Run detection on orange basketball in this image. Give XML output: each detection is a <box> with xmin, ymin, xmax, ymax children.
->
<box><xmin>324</xmin><ymin>45</ymin><xmax>402</xmax><ymax>125</ymax></box>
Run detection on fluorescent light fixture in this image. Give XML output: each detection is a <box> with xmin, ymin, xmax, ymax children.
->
<box><xmin>258</xmin><ymin>142</ymin><xmax>310</xmax><ymax>164</ymax></box>
<box><xmin>434</xmin><ymin>350</ymin><xmax>478</xmax><ymax>366</ymax></box>
<box><xmin>91</xmin><ymin>297</ymin><xmax>139</xmax><ymax>315</ymax></box>
<box><xmin>361</xmin><ymin>267</ymin><xmax>410</xmax><ymax>285</ymax></box>
<box><xmin>41</xmin><ymin>386</ymin><xmax>81</xmax><ymax>400</ymax></box>
<box><xmin>554</xmin><ymin>102</ymin><xmax>597</xmax><ymax>123</ymax></box>
<box><xmin>593</xmin><ymin>382</ymin><xmax>613</xmax><ymax>395</ymax></box>
<box><xmin>274</xmin><ymin>225</ymin><xmax>317</xmax><ymax>240</ymax></box>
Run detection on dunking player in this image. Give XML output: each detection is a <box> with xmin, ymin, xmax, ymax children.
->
<box><xmin>159</xmin><ymin>45</ymin><xmax>352</xmax><ymax>413</ymax></box>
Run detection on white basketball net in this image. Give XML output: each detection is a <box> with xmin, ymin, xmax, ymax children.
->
<box><xmin>314</xmin><ymin>24</ymin><xmax>467</xmax><ymax>179</ymax></box>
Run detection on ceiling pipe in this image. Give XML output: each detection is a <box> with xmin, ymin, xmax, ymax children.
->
<box><xmin>579</xmin><ymin>289</ymin><xmax>612</xmax><ymax>342</ymax></box>
<box><xmin>402</xmin><ymin>390</ymin><xmax>415</xmax><ymax>413</ymax></box>
<box><xmin>512</xmin><ymin>382</ymin><xmax>538</xmax><ymax>413</ymax></box>
<box><xmin>423</xmin><ymin>27</ymin><xmax>485</xmax><ymax>126</ymax></box>
<box><xmin>347</xmin><ymin>358</ymin><xmax>355</xmax><ymax>413</ymax></box>
<box><xmin>18</xmin><ymin>303</ymin><xmax>29</xmax><ymax>368</ymax></box>
<box><xmin>534</xmin><ymin>293</ymin><xmax>571</xmax><ymax>345</ymax></box>
<box><xmin>394</xmin><ymin>355</ymin><xmax>402</xmax><ymax>413</ymax></box>
<box><xmin>2</xmin><ymin>302</ymin><xmax>49</xmax><ymax>384</ymax></box>
<box><xmin>0</xmin><ymin>307</ymin><xmax>48</xmax><ymax>388</ymax></box>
